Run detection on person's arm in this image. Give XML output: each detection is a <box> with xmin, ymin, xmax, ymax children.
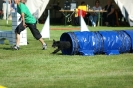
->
<box><xmin>21</xmin><ymin>13</ymin><xmax>27</xmax><ymax>27</ymax></box>
<box><xmin>103</xmin><ymin>5</ymin><xmax>106</xmax><ymax>10</ymax></box>
<box><xmin>90</xmin><ymin>6</ymin><xmax>95</xmax><ymax>15</ymax></box>
<box><xmin>99</xmin><ymin>6</ymin><xmax>102</xmax><ymax>10</ymax></box>
<box><xmin>107</xmin><ymin>6</ymin><xmax>114</xmax><ymax>16</ymax></box>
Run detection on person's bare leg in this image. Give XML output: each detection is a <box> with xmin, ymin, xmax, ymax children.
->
<box><xmin>12</xmin><ymin>33</ymin><xmax>20</xmax><ymax>50</ymax></box>
<box><xmin>39</xmin><ymin>37</ymin><xmax>47</xmax><ymax>50</ymax></box>
<box><xmin>16</xmin><ymin>33</ymin><xmax>20</xmax><ymax>47</ymax></box>
<box><xmin>39</xmin><ymin>38</ymin><xmax>45</xmax><ymax>45</ymax></box>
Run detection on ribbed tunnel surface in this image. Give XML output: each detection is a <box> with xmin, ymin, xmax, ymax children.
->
<box><xmin>60</xmin><ymin>30</ymin><xmax>133</xmax><ymax>56</ymax></box>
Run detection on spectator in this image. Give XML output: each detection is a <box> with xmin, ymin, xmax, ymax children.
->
<box><xmin>74</xmin><ymin>1</ymin><xmax>87</xmax><ymax>26</ymax></box>
<box><xmin>0</xmin><ymin>0</ymin><xmax>3</xmax><ymax>19</ymax></box>
<box><xmin>89</xmin><ymin>0</ymin><xmax>102</xmax><ymax>27</ymax></box>
<box><xmin>0</xmin><ymin>9</ymin><xmax>3</xmax><ymax>19</ymax></box>
<box><xmin>2</xmin><ymin>0</ymin><xmax>11</xmax><ymax>20</ymax></box>
<box><xmin>102</xmin><ymin>0</ymin><xmax>115</xmax><ymax>26</ymax></box>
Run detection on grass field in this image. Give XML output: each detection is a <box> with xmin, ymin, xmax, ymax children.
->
<box><xmin>0</xmin><ymin>20</ymin><xmax>133</xmax><ymax>88</ymax></box>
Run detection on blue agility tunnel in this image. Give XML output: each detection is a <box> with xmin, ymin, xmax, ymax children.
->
<box><xmin>60</xmin><ymin>30</ymin><xmax>133</xmax><ymax>56</ymax></box>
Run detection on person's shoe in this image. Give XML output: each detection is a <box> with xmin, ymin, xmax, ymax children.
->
<box><xmin>42</xmin><ymin>44</ymin><xmax>47</xmax><ymax>50</ymax></box>
<box><xmin>12</xmin><ymin>45</ymin><xmax>19</xmax><ymax>50</ymax></box>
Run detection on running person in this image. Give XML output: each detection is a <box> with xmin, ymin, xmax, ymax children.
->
<box><xmin>12</xmin><ymin>0</ymin><xmax>47</xmax><ymax>50</ymax></box>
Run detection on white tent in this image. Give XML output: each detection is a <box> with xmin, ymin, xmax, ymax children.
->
<box><xmin>25</xmin><ymin>0</ymin><xmax>133</xmax><ymax>26</ymax></box>
<box><xmin>26</xmin><ymin>0</ymin><xmax>49</xmax><ymax>19</ymax></box>
<box><xmin>114</xmin><ymin>0</ymin><xmax>133</xmax><ymax>26</ymax></box>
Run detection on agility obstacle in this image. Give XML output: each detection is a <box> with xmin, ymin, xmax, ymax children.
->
<box><xmin>0</xmin><ymin>8</ymin><xmax>50</xmax><ymax>45</ymax></box>
<box><xmin>60</xmin><ymin>30</ymin><xmax>133</xmax><ymax>56</ymax></box>
<box><xmin>41</xmin><ymin>10</ymin><xmax>50</xmax><ymax>39</ymax></box>
<box><xmin>0</xmin><ymin>12</ymin><xmax>27</xmax><ymax>45</ymax></box>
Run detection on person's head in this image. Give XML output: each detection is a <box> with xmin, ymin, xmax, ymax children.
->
<box><xmin>14</xmin><ymin>0</ymin><xmax>26</xmax><ymax>4</ymax></box>
<box><xmin>14</xmin><ymin>0</ymin><xmax>21</xmax><ymax>4</ymax></box>
<box><xmin>21</xmin><ymin>0</ymin><xmax>27</xmax><ymax>4</ymax></box>
<box><xmin>95</xmin><ymin>0</ymin><xmax>100</xmax><ymax>6</ymax></box>
<box><xmin>107</xmin><ymin>0</ymin><xmax>112</xmax><ymax>5</ymax></box>
<box><xmin>81</xmin><ymin>1</ymin><xmax>85</xmax><ymax>5</ymax></box>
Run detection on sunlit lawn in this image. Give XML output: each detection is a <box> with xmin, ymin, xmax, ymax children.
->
<box><xmin>0</xmin><ymin>20</ymin><xmax>133</xmax><ymax>88</ymax></box>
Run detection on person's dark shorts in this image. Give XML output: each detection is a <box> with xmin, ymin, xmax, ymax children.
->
<box><xmin>15</xmin><ymin>22</ymin><xmax>25</xmax><ymax>34</ymax></box>
<box><xmin>15</xmin><ymin>21</ymin><xmax>42</xmax><ymax>40</ymax></box>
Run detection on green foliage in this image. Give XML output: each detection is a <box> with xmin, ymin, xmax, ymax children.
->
<box><xmin>0</xmin><ymin>20</ymin><xmax>133</xmax><ymax>88</ymax></box>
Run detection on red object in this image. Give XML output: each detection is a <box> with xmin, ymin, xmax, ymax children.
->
<box><xmin>78</xmin><ymin>9</ymin><xmax>86</xmax><ymax>18</ymax></box>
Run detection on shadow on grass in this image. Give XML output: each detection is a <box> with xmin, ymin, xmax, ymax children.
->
<box><xmin>2</xmin><ymin>47</ymin><xmax>13</xmax><ymax>50</ymax></box>
<box><xmin>55</xmin><ymin>53</ymin><xmax>63</xmax><ymax>55</ymax></box>
<box><xmin>50</xmin><ymin>53</ymin><xmax>74</xmax><ymax>56</ymax></box>
<box><xmin>50</xmin><ymin>53</ymin><xmax>63</xmax><ymax>55</ymax></box>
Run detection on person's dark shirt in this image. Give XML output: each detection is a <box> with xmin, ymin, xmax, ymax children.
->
<box><xmin>104</xmin><ymin>4</ymin><xmax>114</xmax><ymax>14</ymax></box>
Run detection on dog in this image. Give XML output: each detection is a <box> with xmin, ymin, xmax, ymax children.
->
<box><xmin>52</xmin><ymin>39</ymin><xmax>71</xmax><ymax>54</ymax></box>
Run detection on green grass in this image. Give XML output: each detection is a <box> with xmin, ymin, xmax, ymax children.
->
<box><xmin>0</xmin><ymin>20</ymin><xmax>133</xmax><ymax>88</ymax></box>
